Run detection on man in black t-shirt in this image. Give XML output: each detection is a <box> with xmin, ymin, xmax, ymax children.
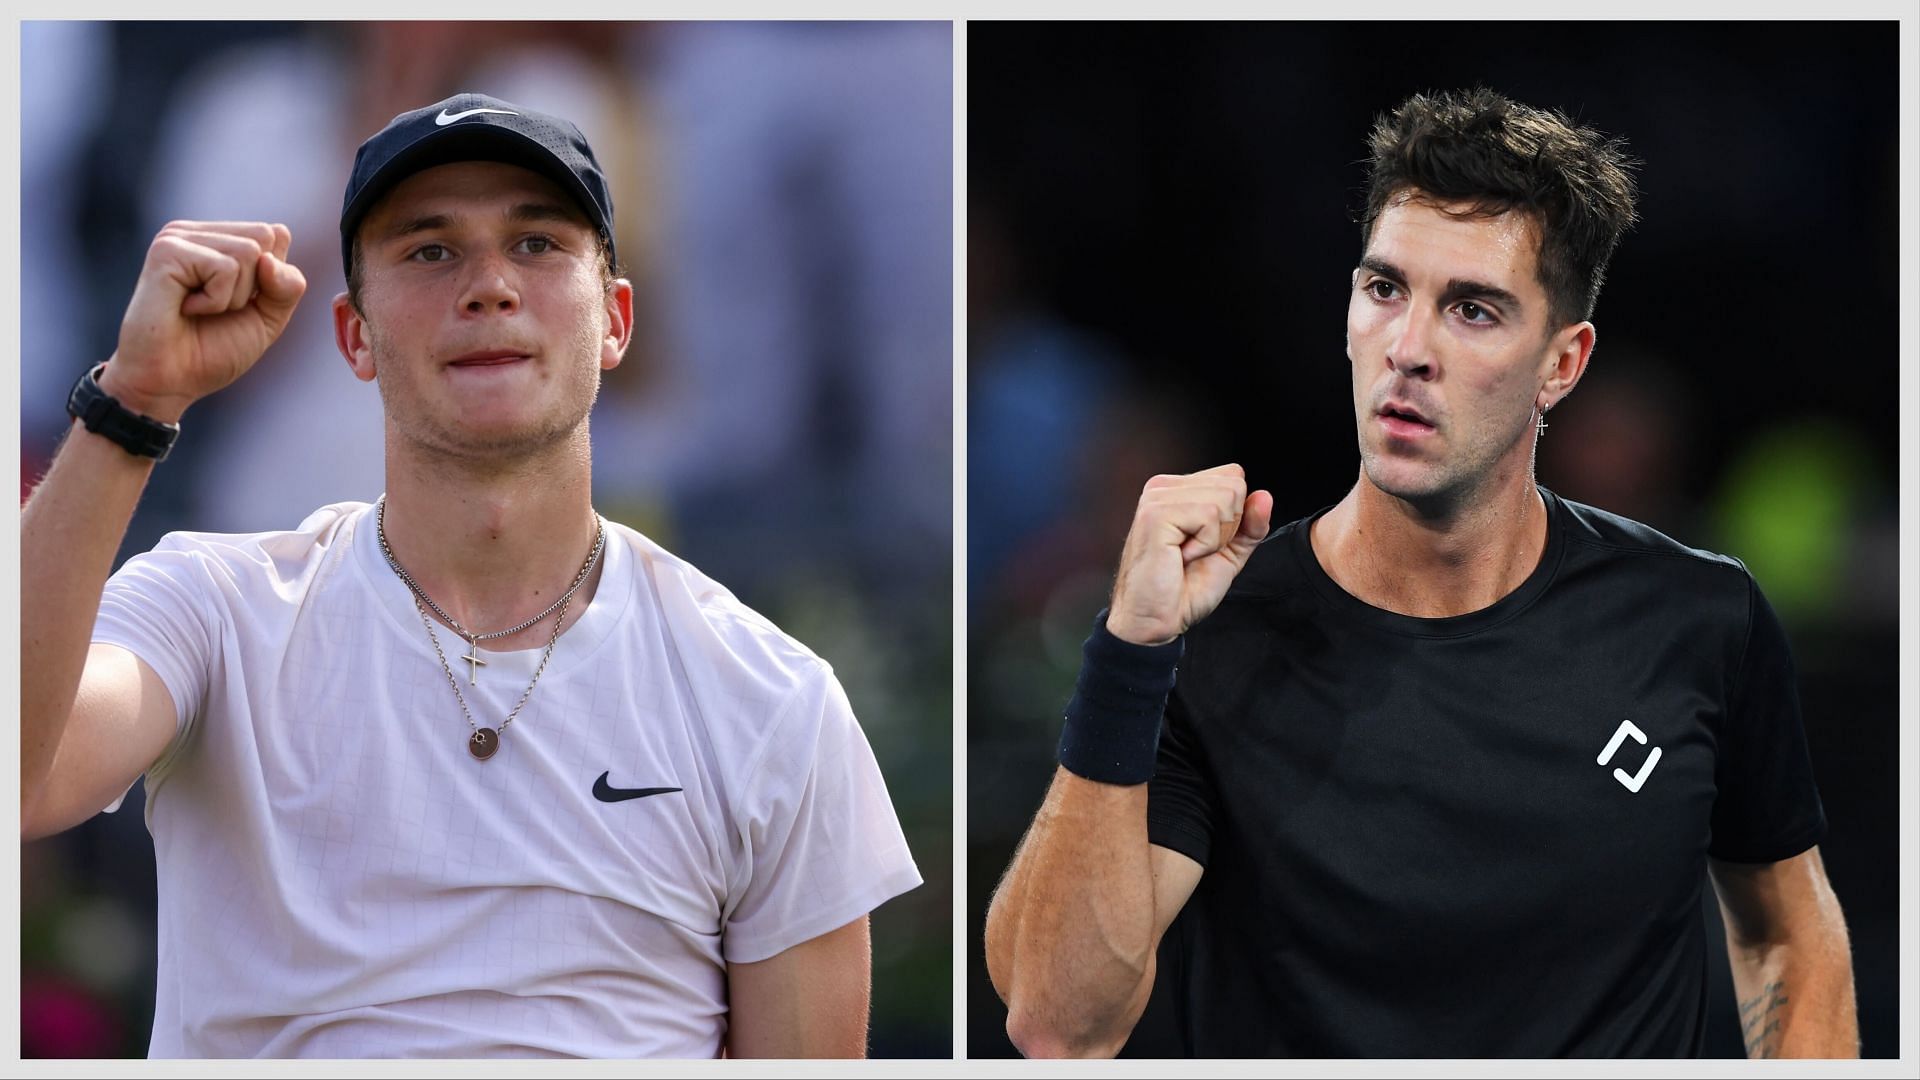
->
<box><xmin>983</xmin><ymin>89</ymin><xmax>1858</xmax><ymax>1058</ymax></box>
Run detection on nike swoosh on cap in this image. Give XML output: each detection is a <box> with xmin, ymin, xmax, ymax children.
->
<box><xmin>592</xmin><ymin>771</ymin><xmax>683</xmax><ymax>804</ymax></box>
<box><xmin>435</xmin><ymin>106</ymin><xmax>520</xmax><ymax>126</ymax></box>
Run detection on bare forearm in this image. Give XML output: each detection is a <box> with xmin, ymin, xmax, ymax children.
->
<box><xmin>986</xmin><ymin>767</ymin><xmax>1158</xmax><ymax>1058</ymax></box>
<box><xmin>1727</xmin><ymin>934</ymin><xmax>1858</xmax><ymax>1058</ymax></box>
<box><xmin>20</xmin><ymin>416</ymin><xmax>159</xmax><ymax>812</ymax></box>
<box><xmin>1713</xmin><ymin>848</ymin><xmax>1859</xmax><ymax>1059</ymax></box>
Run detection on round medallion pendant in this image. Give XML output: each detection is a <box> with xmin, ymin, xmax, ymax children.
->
<box><xmin>469</xmin><ymin>727</ymin><xmax>500</xmax><ymax>760</ymax></box>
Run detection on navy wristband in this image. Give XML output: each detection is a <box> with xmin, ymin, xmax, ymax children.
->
<box><xmin>1057</xmin><ymin>610</ymin><xmax>1183</xmax><ymax>785</ymax></box>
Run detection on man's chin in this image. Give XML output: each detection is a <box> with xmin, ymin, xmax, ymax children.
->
<box><xmin>404</xmin><ymin>415</ymin><xmax>581</xmax><ymax>462</ymax></box>
<box><xmin>1362</xmin><ymin>455</ymin><xmax>1458</xmax><ymax>507</ymax></box>
<box><xmin>1364</xmin><ymin>451</ymin><xmax>1430</xmax><ymax>491</ymax></box>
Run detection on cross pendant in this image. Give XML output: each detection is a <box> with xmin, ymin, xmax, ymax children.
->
<box><xmin>461</xmin><ymin>640</ymin><xmax>488</xmax><ymax>684</ymax></box>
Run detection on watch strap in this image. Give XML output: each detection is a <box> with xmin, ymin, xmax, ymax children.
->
<box><xmin>66</xmin><ymin>363</ymin><xmax>181</xmax><ymax>462</ymax></box>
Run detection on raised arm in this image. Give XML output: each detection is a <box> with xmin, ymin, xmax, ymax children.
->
<box><xmin>21</xmin><ymin>220</ymin><xmax>306</xmax><ymax>839</ymax></box>
<box><xmin>986</xmin><ymin>770</ymin><xmax>1203</xmax><ymax>1058</ymax></box>
<box><xmin>985</xmin><ymin>465</ymin><xmax>1271</xmax><ymax>1058</ymax></box>
<box><xmin>1709</xmin><ymin>846</ymin><xmax>1858</xmax><ymax>1058</ymax></box>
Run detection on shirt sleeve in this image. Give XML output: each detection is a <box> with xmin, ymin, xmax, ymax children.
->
<box><xmin>720</xmin><ymin>664</ymin><xmax>922</xmax><ymax>964</ymax></box>
<box><xmin>1707</xmin><ymin>574</ymin><xmax>1828</xmax><ymax>863</ymax></box>
<box><xmin>1146</xmin><ymin>656</ymin><xmax>1217</xmax><ymax>869</ymax></box>
<box><xmin>89</xmin><ymin>537</ymin><xmax>222</xmax><ymax>803</ymax></box>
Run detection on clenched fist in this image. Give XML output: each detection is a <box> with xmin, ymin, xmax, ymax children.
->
<box><xmin>1106</xmin><ymin>464</ymin><xmax>1274</xmax><ymax>646</ymax></box>
<box><xmin>101</xmin><ymin>220</ymin><xmax>308</xmax><ymax>422</ymax></box>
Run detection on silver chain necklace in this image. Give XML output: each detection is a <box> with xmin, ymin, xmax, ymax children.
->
<box><xmin>414</xmin><ymin>592</ymin><xmax>566</xmax><ymax>760</ymax></box>
<box><xmin>376</xmin><ymin>494</ymin><xmax>605</xmax><ymax>684</ymax></box>
<box><xmin>375</xmin><ymin>496</ymin><xmax>606</xmax><ymax>761</ymax></box>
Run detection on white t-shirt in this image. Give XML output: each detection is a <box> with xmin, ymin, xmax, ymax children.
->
<box><xmin>91</xmin><ymin>502</ymin><xmax>922</xmax><ymax>1058</ymax></box>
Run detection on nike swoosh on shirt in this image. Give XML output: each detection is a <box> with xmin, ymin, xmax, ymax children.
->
<box><xmin>435</xmin><ymin>107</ymin><xmax>519</xmax><ymax>126</ymax></box>
<box><xmin>592</xmin><ymin>771</ymin><xmax>683</xmax><ymax>803</ymax></box>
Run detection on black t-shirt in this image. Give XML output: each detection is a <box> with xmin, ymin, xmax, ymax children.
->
<box><xmin>1139</xmin><ymin>488</ymin><xmax>1826</xmax><ymax>1057</ymax></box>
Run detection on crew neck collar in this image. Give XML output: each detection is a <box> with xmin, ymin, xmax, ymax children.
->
<box><xmin>1290</xmin><ymin>486</ymin><xmax>1567</xmax><ymax>639</ymax></box>
<box><xmin>351</xmin><ymin>499</ymin><xmax>629</xmax><ymax>680</ymax></box>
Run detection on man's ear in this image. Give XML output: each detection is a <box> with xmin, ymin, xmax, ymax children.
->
<box><xmin>601</xmin><ymin>278</ymin><xmax>634</xmax><ymax>372</ymax></box>
<box><xmin>333</xmin><ymin>292</ymin><xmax>378</xmax><ymax>382</ymax></box>
<box><xmin>1541</xmin><ymin>321</ymin><xmax>1595</xmax><ymax>409</ymax></box>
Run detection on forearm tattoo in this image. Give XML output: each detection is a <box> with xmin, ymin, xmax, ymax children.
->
<box><xmin>1738</xmin><ymin>979</ymin><xmax>1788</xmax><ymax>1058</ymax></box>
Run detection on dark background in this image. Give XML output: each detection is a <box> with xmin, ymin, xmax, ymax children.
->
<box><xmin>968</xmin><ymin>21</ymin><xmax>1901</xmax><ymax>1058</ymax></box>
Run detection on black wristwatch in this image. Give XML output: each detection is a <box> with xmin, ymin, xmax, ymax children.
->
<box><xmin>66</xmin><ymin>363</ymin><xmax>181</xmax><ymax>462</ymax></box>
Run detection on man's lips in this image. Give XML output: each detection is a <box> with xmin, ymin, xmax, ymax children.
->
<box><xmin>447</xmin><ymin>349</ymin><xmax>531</xmax><ymax>368</ymax></box>
<box><xmin>1377</xmin><ymin>401</ymin><xmax>1436</xmax><ymax>438</ymax></box>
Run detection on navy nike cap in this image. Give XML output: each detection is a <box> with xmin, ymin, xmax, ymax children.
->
<box><xmin>339</xmin><ymin>92</ymin><xmax>617</xmax><ymax>277</ymax></box>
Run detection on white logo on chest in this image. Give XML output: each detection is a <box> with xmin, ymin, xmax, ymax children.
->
<box><xmin>1596</xmin><ymin>719</ymin><xmax>1662</xmax><ymax>793</ymax></box>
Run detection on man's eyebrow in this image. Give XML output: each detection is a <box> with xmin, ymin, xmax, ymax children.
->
<box><xmin>1357</xmin><ymin>256</ymin><xmax>1404</xmax><ymax>283</ymax></box>
<box><xmin>1440</xmin><ymin>277</ymin><xmax>1523</xmax><ymax>314</ymax></box>
<box><xmin>378</xmin><ymin>202</ymin><xmax>586</xmax><ymax>243</ymax></box>
<box><xmin>380</xmin><ymin>212</ymin><xmax>454</xmax><ymax>243</ymax></box>
<box><xmin>1357</xmin><ymin>256</ymin><xmax>1523</xmax><ymax>313</ymax></box>
<box><xmin>504</xmin><ymin>201</ymin><xmax>588</xmax><ymax>227</ymax></box>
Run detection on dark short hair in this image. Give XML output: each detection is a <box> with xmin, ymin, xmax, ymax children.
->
<box><xmin>1359</xmin><ymin>88</ymin><xmax>1639</xmax><ymax>328</ymax></box>
<box><xmin>345</xmin><ymin>229</ymin><xmax>622</xmax><ymax>315</ymax></box>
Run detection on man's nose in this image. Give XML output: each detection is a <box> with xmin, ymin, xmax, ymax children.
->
<box><xmin>459</xmin><ymin>252</ymin><xmax>519</xmax><ymax>314</ymax></box>
<box><xmin>1386</xmin><ymin>305</ymin><xmax>1439</xmax><ymax>380</ymax></box>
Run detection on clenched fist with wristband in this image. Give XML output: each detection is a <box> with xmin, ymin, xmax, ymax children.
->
<box><xmin>1058</xmin><ymin>465</ymin><xmax>1273</xmax><ymax>785</ymax></box>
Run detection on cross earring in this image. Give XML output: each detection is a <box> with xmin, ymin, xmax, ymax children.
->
<box><xmin>1536</xmin><ymin>402</ymin><xmax>1551</xmax><ymax>436</ymax></box>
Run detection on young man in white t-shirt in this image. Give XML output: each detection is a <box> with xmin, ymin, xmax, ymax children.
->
<box><xmin>21</xmin><ymin>93</ymin><xmax>922</xmax><ymax>1058</ymax></box>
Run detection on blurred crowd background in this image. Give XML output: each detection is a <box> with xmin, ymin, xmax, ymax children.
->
<box><xmin>968</xmin><ymin>22</ymin><xmax>1902</xmax><ymax>1058</ymax></box>
<box><xmin>19</xmin><ymin>20</ymin><xmax>952</xmax><ymax>1058</ymax></box>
